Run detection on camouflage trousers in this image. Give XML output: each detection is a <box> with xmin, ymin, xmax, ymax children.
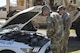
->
<box><xmin>49</xmin><ymin>38</ymin><xmax>61</xmax><ymax>53</ymax></box>
<box><xmin>48</xmin><ymin>35</ymin><xmax>63</xmax><ymax>53</ymax></box>
<box><xmin>60</xmin><ymin>31</ymin><xmax>70</xmax><ymax>53</ymax></box>
<box><xmin>48</xmin><ymin>31</ymin><xmax>70</xmax><ymax>53</ymax></box>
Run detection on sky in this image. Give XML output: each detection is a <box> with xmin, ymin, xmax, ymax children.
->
<box><xmin>0</xmin><ymin>0</ymin><xmax>16</xmax><ymax>7</ymax></box>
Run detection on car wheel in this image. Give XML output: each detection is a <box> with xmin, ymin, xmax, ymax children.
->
<box><xmin>0</xmin><ymin>50</ymin><xmax>15</xmax><ymax>53</ymax></box>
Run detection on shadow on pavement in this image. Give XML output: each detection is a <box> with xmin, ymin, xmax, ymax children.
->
<box><xmin>68</xmin><ymin>37</ymin><xmax>80</xmax><ymax>52</ymax></box>
<box><xmin>68</xmin><ymin>37</ymin><xmax>80</xmax><ymax>46</ymax></box>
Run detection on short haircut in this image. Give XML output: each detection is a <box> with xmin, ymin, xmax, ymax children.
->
<box><xmin>42</xmin><ymin>6</ymin><xmax>50</xmax><ymax>11</ymax></box>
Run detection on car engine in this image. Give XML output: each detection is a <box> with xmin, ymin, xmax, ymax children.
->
<box><xmin>0</xmin><ymin>29</ymin><xmax>49</xmax><ymax>47</ymax></box>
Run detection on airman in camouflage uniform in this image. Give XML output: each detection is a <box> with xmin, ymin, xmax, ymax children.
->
<box><xmin>56</xmin><ymin>5</ymin><xmax>72</xmax><ymax>53</ymax></box>
<box><xmin>60</xmin><ymin>8</ymin><xmax>72</xmax><ymax>53</ymax></box>
<box><xmin>47</xmin><ymin>12</ymin><xmax>64</xmax><ymax>53</ymax></box>
<box><xmin>42</xmin><ymin>6</ymin><xmax>64</xmax><ymax>53</ymax></box>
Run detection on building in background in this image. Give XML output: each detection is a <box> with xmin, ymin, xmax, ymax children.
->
<box><xmin>0</xmin><ymin>0</ymin><xmax>34</xmax><ymax>18</ymax></box>
<box><xmin>0</xmin><ymin>0</ymin><xmax>80</xmax><ymax>18</ymax></box>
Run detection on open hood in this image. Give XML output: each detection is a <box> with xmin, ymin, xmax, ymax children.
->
<box><xmin>1</xmin><ymin>6</ymin><xmax>43</xmax><ymax>31</ymax></box>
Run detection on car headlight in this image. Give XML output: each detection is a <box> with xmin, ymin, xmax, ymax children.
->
<box><xmin>21</xmin><ymin>48</ymin><xmax>32</xmax><ymax>53</ymax></box>
<box><xmin>21</xmin><ymin>47</ymin><xmax>40</xmax><ymax>53</ymax></box>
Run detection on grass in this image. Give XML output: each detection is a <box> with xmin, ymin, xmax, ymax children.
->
<box><xmin>70</xmin><ymin>29</ymin><xmax>76</xmax><ymax>33</ymax></box>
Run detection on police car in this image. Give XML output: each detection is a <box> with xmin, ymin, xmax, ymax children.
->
<box><xmin>0</xmin><ymin>6</ymin><xmax>52</xmax><ymax>53</ymax></box>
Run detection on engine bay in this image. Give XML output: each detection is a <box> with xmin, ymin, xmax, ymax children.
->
<box><xmin>0</xmin><ymin>29</ymin><xmax>49</xmax><ymax>47</ymax></box>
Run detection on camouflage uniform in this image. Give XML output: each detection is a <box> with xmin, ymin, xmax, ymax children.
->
<box><xmin>47</xmin><ymin>12</ymin><xmax>64</xmax><ymax>53</ymax></box>
<box><xmin>61</xmin><ymin>12</ymin><xmax>72</xmax><ymax>53</ymax></box>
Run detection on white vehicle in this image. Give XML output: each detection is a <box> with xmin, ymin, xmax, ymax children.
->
<box><xmin>0</xmin><ymin>6</ymin><xmax>52</xmax><ymax>53</ymax></box>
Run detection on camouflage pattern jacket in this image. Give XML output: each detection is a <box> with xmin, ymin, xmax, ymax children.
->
<box><xmin>47</xmin><ymin>12</ymin><xmax>64</xmax><ymax>43</ymax></box>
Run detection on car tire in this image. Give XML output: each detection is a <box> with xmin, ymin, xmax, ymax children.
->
<box><xmin>0</xmin><ymin>50</ymin><xmax>15</xmax><ymax>53</ymax></box>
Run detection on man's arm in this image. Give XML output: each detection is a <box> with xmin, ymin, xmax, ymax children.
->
<box><xmin>62</xmin><ymin>12</ymin><xmax>72</xmax><ymax>31</ymax></box>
